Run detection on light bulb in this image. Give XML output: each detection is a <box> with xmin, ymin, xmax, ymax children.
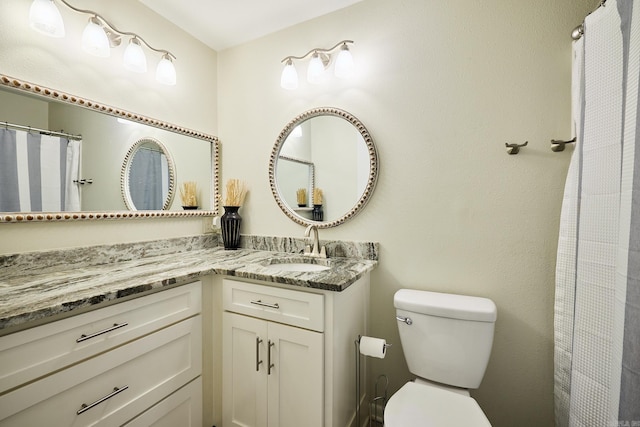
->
<box><xmin>280</xmin><ymin>59</ymin><xmax>298</xmax><ymax>90</ymax></box>
<box><xmin>334</xmin><ymin>44</ymin><xmax>354</xmax><ymax>79</ymax></box>
<box><xmin>156</xmin><ymin>54</ymin><xmax>176</xmax><ymax>85</ymax></box>
<box><xmin>123</xmin><ymin>38</ymin><xmax>147</xmax><ymax>73</ymax></box>
<box><xmin>29</xmin><ymin>0</ymin><xmax>65</xmax><ymax>38</ymax></box>
<box><xmin>307</xmin><ymin>52</ymin><xmax>325</xmax><ymax>84</ymax></box>
<box><xmin>82</xmin><ymin>17</ymin><xmax>110</xmax><ymax>57</ymax></box>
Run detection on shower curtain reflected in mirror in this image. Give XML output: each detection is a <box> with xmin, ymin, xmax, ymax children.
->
<box><xmin>554</xmin><ymin>1</ymin><xmax>640</xmax><ymax>425</ymax></box>
<box><xmin>0</xmin><ymin>129</ymin><xmax>80</xmax><ymax>212</ymax></box>
<box><xmin>127</xmin><ymin>147</ymin><xmax>169</xmax><ymax>210</ymax></box>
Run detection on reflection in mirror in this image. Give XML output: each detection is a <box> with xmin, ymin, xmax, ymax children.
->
<box><xmin>121</xmin><ymin>138</ymin><xmax>175</xmax><ymax>210</ymax></box>
<box><xmin>0</xmin><ymin>125</ymin><xmax>81</xmax><ymax>212</ymax></box>
<box><xmin>0</xmin><ymin>76</ymin><xmax>219</xmax><ymax>222</ymax></box>
<box><xmin>270</xmin><ymin>107</ymin><xmax>378</xmax><ymax>228</ymax></box>
<box><xmin>276</xmin><ymin>156</ymin><xmax>315</xmax><ymax>211</ymax></box>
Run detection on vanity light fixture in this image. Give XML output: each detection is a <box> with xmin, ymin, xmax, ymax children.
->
<box><xmin>156</xmin><ymin>54</ymin><xmax>177</xmax><ymax>86</ymax></box>
<box><xmin>81</xmin><ymin>16</ymin><xmax>111</xmax><ymax>58</ymax></box>
<box><xmin>123</xmin><ymin>38</ymin><xmax>147</xmax><ymax>73</ymax></box>
<box><xmin>28</xmin><ymin>0</ymin><xmax>64</xmax><ymax>37</ymax></box>
<box><xmin>280</xmin><ymin>40</ymin><xmax>354</xmax><ymax>90</ymax></box>
<box><xmin>334</xmin><ymin>43</ymin><xmax>355</xmax><ymax>79</ymax></box>
<box><xmin>280</xmin><ymin>59</ymin><xmax>298</xmax><ymax>90</ymax></box>
<box><xmin>28</xmin><ymin>0</ymin><xmax>176</xmax><ymax>85</ymax></box>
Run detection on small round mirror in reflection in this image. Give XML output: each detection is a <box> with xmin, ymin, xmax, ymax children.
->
<box><xmin>121</xmin><ymin>137</ymin><xmax>175</xmax><ymax>210</ymax></box>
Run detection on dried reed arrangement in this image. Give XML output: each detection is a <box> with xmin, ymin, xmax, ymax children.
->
<box><xmin>296</xmin><ymin>188</ymin><xmax>307</xmax><ymax>206</ymax></box>
<box><xmin>223</xmin><ymin>178</ymin><xmax>248</xmax><ymax>206</ymax></box>
<box><xmin>312</xmin><ymin>188</ymin><xmax>323</xmax><ymax>205</ymax></box>
<box><xmin>180</xmin><ymin>181</ymin><xmax>198</xmax><ymax>206</ymax></box>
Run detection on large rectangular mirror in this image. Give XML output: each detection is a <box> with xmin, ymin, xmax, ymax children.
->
<box><xmin>0</xmin><ymin>75</ymin><xmax>219</xmax><ymax>222</ymax></box>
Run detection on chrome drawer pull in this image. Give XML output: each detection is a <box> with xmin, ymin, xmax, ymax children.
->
<box><xmin>250</xmin><ymin>300</ymin><xmax>280</xmax><ymax>310</ymax></box>
<box><xmin>256</xmin><ymin>337</ymin><xmax>263</xmax><ymax>371</ymax></box>
<box><xmin>76</xmin><ymin>322</ymin><xmax>129</xmax><ymax>343</ymax></box>
<box><xmin>396</xmin><ymin>316</ymin><xmax>413</xmax><ymax>325</ymax></box>
<box><xmin>76</xmin><ymin>385</ymin><xmax>129</xmax><ymax>415</ymax></box>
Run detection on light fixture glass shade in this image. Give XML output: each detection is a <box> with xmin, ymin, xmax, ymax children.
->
<box><xmin>156</xmin><ymin>54</ymin><xmax>176</xmax><ymax>85</ymax></box>
<box><xmin>82</xmin><ymin>17</ymin><xmax>110</xmax><ymax>57</ymax></box>
<box><xmin>123</xmin><ymin>38</ymin><xmax>147</xmax><ymax>73</ymax></box>
<box><xmin>280</xmin><ymin>60</ymin><xmax>298</xmax><ymax>90</ymax></box>
<box><xmin>307</xmin><ymin>53</ymin><xmax>325</xmax><ymax>84</ymax></box>
<box><xmin>29</xmin><ymin>0</ymin><xmax>65</xmax><ymax>38</ymax></box>
<box><xmin>334</xmin><ymin>45</ymin><xmax>354</xmax><ymax>79</ymax></box>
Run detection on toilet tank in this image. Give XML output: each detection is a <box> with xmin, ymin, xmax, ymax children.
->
<box><xmin>394</xmin><ymin>289</ymin><xmax>497</xmax><ymax>389</ymax></box>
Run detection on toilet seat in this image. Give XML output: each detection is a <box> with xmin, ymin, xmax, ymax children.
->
<box><xmin>384</xmin><ymin>381</ymin><xmax>492</xmax><ymax>426</ymax></box>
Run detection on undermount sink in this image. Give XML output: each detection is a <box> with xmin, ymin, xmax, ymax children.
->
<box><xmin>261</xmin><ymin>258</ymin><xmax>331</xmax><ymax>273</ymax></box>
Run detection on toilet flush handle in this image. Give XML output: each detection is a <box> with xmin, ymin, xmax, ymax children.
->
<box><xmin>396</xmin><ymin>315</ymin><xmax>412</xmax><ymax>325</ymax></box>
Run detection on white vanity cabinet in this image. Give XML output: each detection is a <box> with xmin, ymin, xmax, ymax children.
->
<box><xmin>0</xmin><ymin>281</ymin><xmax>203</xmax><ymax>426</ymax></box>
<box><xmin>221</xmin><ymin>276</ymin><xmax>370</xmax><ymax>427</ymax></box>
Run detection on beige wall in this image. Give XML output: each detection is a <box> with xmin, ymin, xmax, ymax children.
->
<box><xmin>0</xmin><ymin>0</ymin><xmax>217</xmax><ymax>253</ymax></box>
<box><xmin>0</xmin><ymin>0</ymin><xmax>600</xmax><ymax>425</ymax></box>
<box><xmin>217</xmin><ymin>0</ymin><xmax>597</xmax><ymax>425</ymax></box>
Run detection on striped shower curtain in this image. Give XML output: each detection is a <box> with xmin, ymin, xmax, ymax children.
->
<box><xmin>0</xmin><ymin>129</ymin><xmax>81</xmax><ymax>212</ymax></box>
<box><xmin>554</xmin><ymin>0</ymin><xmax>640</xmax><ymax>426</ymax></box>
<box><xmin>128</xmin><ymin>147</ymin><xmax>168</xmax><ymax>210</ymax></box>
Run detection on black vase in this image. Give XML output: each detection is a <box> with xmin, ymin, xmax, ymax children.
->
<box><xmin>312</xmin><ymin>204</ymin><xmax>323</xmax><ymax>221</ymax></box>
<box><xmin>221</xmin><ymin>206</ymin><xmax>242</xmax><ymax>249</ymax></box>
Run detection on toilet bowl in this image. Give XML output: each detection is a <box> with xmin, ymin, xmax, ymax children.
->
<box><xmin>384</xmin><ymin>381</ymin><xmax>491</xmax><ymax>426</ymax></box>
<box><xmin>384</xmin><ymin>289</ymin><xmax>497</xmax><ymax>426</ymax></box>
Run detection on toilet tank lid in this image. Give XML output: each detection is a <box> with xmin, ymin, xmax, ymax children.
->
<box><xmin>394</xmin><ymin>289</ymin><xmax>497</xmax><ymax>322</ymax></box>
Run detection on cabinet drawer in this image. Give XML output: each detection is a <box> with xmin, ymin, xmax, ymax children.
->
<box><xmin>223</xmin><ymin>279</ymin><xmax>324</xmax><ymax>332</ymax></box>
<box><xmin>123</xmin><ymin>377</ymin><xmax>202</xmax><ymax>427</ymax></box>
<box><xmin>0</xmin><ymin>315</ymin><xmax>202</xmax><ymax>426</ymax></box>
<box><xmin>0</xmin><ymin>281</ymin><xmax>201</xmax><ymax>394</ymax></box>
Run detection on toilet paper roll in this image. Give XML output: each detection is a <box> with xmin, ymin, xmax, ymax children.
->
<box><xmin>359</xmin><ymin>336</ymin><xmax>387</xmax><ymax>359</ymax></box>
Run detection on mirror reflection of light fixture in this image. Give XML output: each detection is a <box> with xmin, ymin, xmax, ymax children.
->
<box><xmin>28</xmin><ymin>0</ymin><xmax>177</xmax><ymax>85</ymax></box>
<box><xmin>291</xmin><ymin>125</ymin><xmax>302</xmax><ymax>138</ymax></box>
<box><xmin>280</xmin><ymin>40</ymin><xmax>354</xmax><ymax>90</ymax></box>
<box><xmin>116</xmin><ymin>117</ymin><xmax>136</xmax><ymax>125</ymax></box>
<box><xmin>29</xmin><ymin>0</ymin><xmax>65</xmax><ymax>37</ymax></box>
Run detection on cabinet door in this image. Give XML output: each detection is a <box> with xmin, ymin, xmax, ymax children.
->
<box><xmin>223</xmin><ymin>312</ymin><xmax>268</xmax><ymax>427</ymax></box>
<box><xmin>267</xmin><ymin>322</ymin><xmax>323</xmax><ymax>427</ymax></box>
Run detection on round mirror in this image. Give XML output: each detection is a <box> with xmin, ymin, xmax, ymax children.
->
<box><xmin>269</xmin><ymin>107</ymin><xmax>379</xmax><ymax>228</ymax></box>
<box><xmin>121</xmin><ymin>137</ymin><xmax>175</xmax><ymax>210</ymax></box>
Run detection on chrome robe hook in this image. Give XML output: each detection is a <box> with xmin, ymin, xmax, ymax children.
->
<box><xmin>505</xmin><ymin>141</ymin><xmax>528</xmax><ymax>155</ymax></box>
<box><xmin>551</xmin><ymin>137</ymin><xmax>576</xmax><ymax>152</ymax></box>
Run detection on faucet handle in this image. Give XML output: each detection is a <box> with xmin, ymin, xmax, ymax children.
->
<box><xmin>303</xmin><ymin>244</ymin><xmax>312</xmax><ymax>256</ymax></box>
<box><xmin>319</xmin><ymin>246</ymin><xmax>327</xmax><ymax>258</ymax></box>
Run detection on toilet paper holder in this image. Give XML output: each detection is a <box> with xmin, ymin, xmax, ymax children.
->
<box><xmin>355</xmin><ymin>335</ymin><xmax>391</xmax><ymax>427</ymax></box>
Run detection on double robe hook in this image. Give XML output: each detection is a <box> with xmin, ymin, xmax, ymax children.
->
<box><xmin>505</xmin><ymin>137</ymin><xmax>577</xmax><ymax>155</ymax></box>
<box><xmin>505</xmin><ymin>141</ymin><xmax>528</xmax><ymax>155</ymax></box>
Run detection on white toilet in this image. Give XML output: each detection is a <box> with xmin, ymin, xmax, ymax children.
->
<box><xmin>384</xmin><ymin>289</ymin><xmax>497</xmax><ymax>426</ymax></box>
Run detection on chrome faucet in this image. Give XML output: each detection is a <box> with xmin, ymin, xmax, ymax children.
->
<box><xmin>304</xmin><ymin>224</ymin><xmax>326</xmax><ymax>258</ymax></box>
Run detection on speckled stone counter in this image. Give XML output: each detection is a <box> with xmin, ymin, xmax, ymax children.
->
<box><xmin>0</xmin><ymin>234</ymin><xmax>378</xmax><ymax>334</ymax></box>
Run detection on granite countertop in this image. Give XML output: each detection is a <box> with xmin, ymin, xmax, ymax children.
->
<box><xmin>0</xmin><ymin>244</ymin><xmax>377</xmax><ymax>334</ymax></box>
